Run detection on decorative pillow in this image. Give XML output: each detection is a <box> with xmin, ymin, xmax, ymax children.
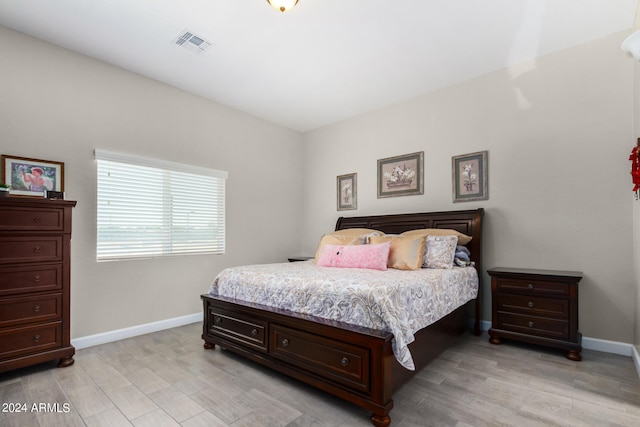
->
<box><xmin>314</xmin><ymin>234</ymin><xmax>361</xmax><ymax>262</ymax></box>
<box><xmin>331</xmin><ymin>228</ymin><xmax>384</xmax><ymax>244</ymax></box>
<box><xmin>369</xmin><ymin>235</ymin><xmax>426</xmax><ymax>271</ymax></box>
<box><xmin>424</xmin><ymin>235</ymin><xmax>458</xmax><ymax>269</ymax></box>
<box><xmin>400</xmin><ymin>228</ymin><xmax>472</xmax><ymax>245</ymax></box>
<box><xmin>316</xmin><ymin>242</ymin><xmax>391</xmax><ymax>271</ymax></box>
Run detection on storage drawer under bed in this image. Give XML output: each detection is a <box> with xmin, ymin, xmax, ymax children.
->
<box><xmin>270</xmin><ymin>324</ymin><xmax>371</xmax><ymax>393</ymax></box>
<box><xmin>206</xmin><ymin>306</ymin><xmax>267</xmax><ymax>352</ymax></box>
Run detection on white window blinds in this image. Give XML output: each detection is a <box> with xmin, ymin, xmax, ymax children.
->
<box><xmin>95</xmin><ymin>150</ymin><xmax>227</xmax><ymax>261</ymax></box>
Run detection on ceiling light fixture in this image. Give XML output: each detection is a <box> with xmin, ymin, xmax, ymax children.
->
<box><xmin>267</xmin><ymin>0</ymin><xmax>298</xmax><ymax>13</ymax></box>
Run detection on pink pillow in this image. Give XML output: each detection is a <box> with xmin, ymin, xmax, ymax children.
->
<box><xmin>316</xmin><ymin>242</ymin><xmax>391</xmax><ymax>271</ymax></box>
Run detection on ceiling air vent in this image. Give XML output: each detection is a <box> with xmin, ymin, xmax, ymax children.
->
<box><xmin>174</xmin><ymin>29</ymin><xmax>212</xmax><ymax>54</ymax></box>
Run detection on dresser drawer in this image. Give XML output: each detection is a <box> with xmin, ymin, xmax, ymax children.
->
<box><xmin>270</xmin><ymin>324</ymin><xmax>370</xmax><ymax>393</ymax></box>
<box><xmin>0</xmin><ymin>322</ymin><xmax>62</xmax><ymax>361</ymax></box>
<box><xmin>497</xmin><ymin>294</ymin><xmax>568</xmax><ymax>319</ymax></box>
<box><xmin>496</xmin><ymin>313</ymin><xmax>569</xmax><ymax>341</ymax></box>
<box><xmin>495</xmin><ymin>278</ymin><xmax>569</xmax><ymax>297</ymax></box>
<box><xmin>0</xmin><ymin>293</ymin><xmax>62</xmax><ymax>328</ymax></box>
<box><xmin>0</xmin><ymin>207</ymin><xmax>64</xmax><ymax>232</ymax></box>
<box><xmin>0</xmin><ymin>237</ymin><xmax>63</xmax><ymax>265</ymax></box>
<box><xmin>0</xmin><ymin>264</ymin><xmax>62</xmax><ymax>296</ymax></box>
<box><xmin>207</xmin><ymin>308</ymin><xmax>267</xmax><ymax>351</ymax></box>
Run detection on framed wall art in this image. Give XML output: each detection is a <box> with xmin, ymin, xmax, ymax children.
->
<box><xmin>377</xmin><ymin>151</ymin><xmax>424</xmax><ymax>198</ymax></box>
<box><xmin>337</xmin><ymin>173</ymin><xmax>357</xmax><ymax>211</ymax></box>
<box><xmin>1</xmin><ymin>154</ymin><xmax>65</xmax><ymax>197</ymax></box>
<box><xmin>452</xmin><ymin>150</ymin><xmax>488</xmax><ymax>202</ymax></box>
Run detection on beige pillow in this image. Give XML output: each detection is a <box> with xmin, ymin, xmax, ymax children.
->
<box><xmin>314</xmin><ymin>234</ymin><xmax>361</xmax><ymax>262</ymax></box>
<box><xmin>330</xmin><ymin>228</ymin><xmax>384</xmax><ymax>244</ymax></box>
<box><xmin>331</xmin><ymin>228</ymin><xmax>383</xmax><ymax>237</ymax></box>
<box><xmin>401</xmin><ymin>228</ymin><xmax>472</xmax><ymax>245</ymax></box>
<box><xmin>369</xmin><ymin>235</ymin><xmax>426</xmax><ymax>271</ymax></box>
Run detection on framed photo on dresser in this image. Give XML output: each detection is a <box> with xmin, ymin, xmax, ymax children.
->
<box><xmin>1</xmin><ymin>154</ymin><xmax>64</xmax><ymax>197</ymax></box>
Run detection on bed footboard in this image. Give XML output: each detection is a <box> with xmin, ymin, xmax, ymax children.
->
<box><xmin>202</xmin><ymin>294</ymin><xmax>475</xmax><ymax>426</ymax></box>
<box><xmin>202</xmin><ymin>294</ymin><xmax>395</xmax><ymax>426</ymax></box>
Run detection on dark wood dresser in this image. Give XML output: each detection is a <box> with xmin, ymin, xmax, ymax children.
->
<box><xmin>0</xmin><ymin>198</ymin><xmax>76</xmax><ymax>372</ymax></box>
<box><xmin>487</xmin><ymin>267</ymin><xmax>582</xmax><ymax>361</ymax></box>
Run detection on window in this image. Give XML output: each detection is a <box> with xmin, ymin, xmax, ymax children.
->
<box><xmin>95</xmin><ymin>150</ymin><xmax>227</xmax><ymax>261</ymax></box>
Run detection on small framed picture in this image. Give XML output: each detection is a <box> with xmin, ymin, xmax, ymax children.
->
<box><xmin>1</xmin><ymin>154</ymin><xmax>65</xmax><ymax>198</ymax></box>
<box><xmin>44</xmin><ymin>190</ymin><xmax>65</xmax><ymax>200</ymax></box>
<box><xmin>337</xmin><ymin>173</ymin><xmax>357</xmax><ymax>211</ymax></box>
<box><xmin>452</xmin><ymin>150</ymin><xmax>488</xmax><ymax>202</ymax></box>
<box><xmin>377</xmin><ymin>151</ymin><xmax>424</xmax><ymax>198</ymax></box>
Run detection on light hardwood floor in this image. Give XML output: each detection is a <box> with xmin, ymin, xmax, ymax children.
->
<box><xmin>1</xmin><ymin>323</ymin><xmax>639</xmax><ymax>427</ymax></box>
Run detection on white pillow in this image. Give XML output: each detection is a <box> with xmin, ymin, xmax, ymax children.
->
<box><xmin>424</xmin><ymin>235</ymin><xmax>458</xmax><ymax>269</ymax></box>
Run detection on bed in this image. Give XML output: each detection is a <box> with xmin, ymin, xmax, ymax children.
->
<box><xmin>201</xmin><ymin>209</ymin><xmax>484</xmax><ymax>427</ymax></box>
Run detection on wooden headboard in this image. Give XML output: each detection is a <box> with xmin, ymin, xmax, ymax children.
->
<box><xmin>335</xmin><ymin>208</ymin><xmax>484</xmax><ymax>267</ymax></box>
<box><xmin>335</xmin><ymin>208</ymin><xmax>484</xmax><ymax>335</ymax></box>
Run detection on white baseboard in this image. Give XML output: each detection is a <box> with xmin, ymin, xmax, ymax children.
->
<box><xmin>71</xmin><ymin>312</ymin><xmax>203</xmax><ymax>350</ymax></box>
<box><xmin>581</xmin><ymin>336</ymin><xmax>634</xmax><ymax>357</ymax></box>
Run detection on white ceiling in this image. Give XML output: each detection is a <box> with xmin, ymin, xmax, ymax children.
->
<box><xmin>0</xmin><ymin>0</ymin><xmax>637</xmax><ymax>132</ymax></box>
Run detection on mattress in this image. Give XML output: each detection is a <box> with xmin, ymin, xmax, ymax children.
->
<box><xmin>209</xmin><ymin>261</ymin><xmax>478</xmax><ymax>370</ymax></box>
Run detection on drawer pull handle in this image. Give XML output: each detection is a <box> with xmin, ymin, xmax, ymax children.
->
<box><xmin>215</xmin><ymin>317</ymin><xmax>222</xmax><ymax>324</ymax></box>
<box><xmin>251</xmin><ymin>328</ymin><xmax>258</xmax><ymax>336</ymax></box>
<box><xmin>33</xmin><ymin>275</ymin><xmax>41</xmax><ymax>282</ymax></box>
<box><xmin>33</xmin><ymin>246</ymin><xmax>41</xmax><ymax>253</ymax></box>
<box><xmin>528</xmin><ymin>321</ymin><xmax>534</xmax><ymax>328</ymax></box>
<box><xmin>528</xmin><ymin>301</ymin><xmax>534</xmax><ymax>308</ymax></box>
<box><xmin>281</xmin><ymin>338</ymin><xmax>289</xmax><ymax>347</ymax></box>
<box><xmin>33</xmin><ymin>305</ymin><xmax>41</xmax><ymax>312</ymax></box>
<box><xmin>340</xmin><ymin>357</ymin><xmax>350</xmax><ymax>367</ymax></box>
<box><xmin>527</xmin><ymin>284</ymin><xmax>534</xmax><ymax>290</ymax></box>
<box><xmin>33</xmin><ymin>216</ymin><xmax>41</xmax><ymax>223</ymax></box>
<box><xmin>33</xmin><ymin>335</ymin><xmax>41</xmax><ymax>342</ymax></box>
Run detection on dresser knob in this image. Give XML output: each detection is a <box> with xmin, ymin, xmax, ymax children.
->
<box><xmin>281</xmin><ymin>338</ymin><xmax>289</xmax><ymax>347</ymax></box>
<box><xmin>528</xmin><ymin>321</ymin><xmax>534</xmax><ymax>328</ymax></box>
<box><xmin>251</xmin><ymin>328</ymin><xmax>258</xmax><ymax>336</ymax></box>
<box><xmin>215</xmin><ymin>316</ymin><xmax>222</xmax><ymax>324</ymax></box>
<box><xmin>527</xmin><ymin>284</ymin><xmax>534</xmax><ymax>290</ymax></box>
<box><xmin>33</xmin><ymin>305</ymin><xmax>41</xmax><ymax>312</ymax></box>
<box><xmin>528</xmin><ymin>301</ymin><xmax>534</xmax><ymax>308</ymax></box>
<box><xmin>340</xmin><ymin>357</ymin><xmax>350</xmax><ymax>367</ymax></box>
<box><xmin>33</xmin><ymin>246</ymin><xmax>41</xmax><ymax>253</ymax></box>
<box><xmin>33</xmin><ymin>216</ymin><xmax>41</xmax><ymax>223</ymax></box>
<box><xmin>33</xmin><ymin>335</ymin><xmax>41</xmax><ymax>342</ymax></box>
<box><xmin>33</xmin><ymin>275</ymin><xmax>41</xmax><ymax>282</ymax></box>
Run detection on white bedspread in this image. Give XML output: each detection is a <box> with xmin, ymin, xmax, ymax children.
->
<box><xmin>208</xmin><ymin>261</ymin><xmax>478</xmax><ymax>370</ymax></box>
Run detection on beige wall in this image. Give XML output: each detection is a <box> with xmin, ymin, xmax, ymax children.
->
<box><xmin>302</xmin><ymin>32</ymin><xmax>635</xmax><ymax>343</ymax></box>
<box><xmin>0</xmin><ymin>26</ymin><xmax>305</xmax><ymax>338</ymax></box>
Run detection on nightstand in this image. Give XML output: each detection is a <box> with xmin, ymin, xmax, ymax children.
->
<box><xmin>288</xmin><ymin>256</ymin><xmax>313</xmax><ymax>262</ymax></box>
<box><xmin>487</xmin><ymin>267</ymin><xmax>582</xmax><ymax>361</ymax></box>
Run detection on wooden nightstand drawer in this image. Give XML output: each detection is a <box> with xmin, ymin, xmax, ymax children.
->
<box><xmin>0</xmin><ymin>237</ymin><xmax>63</xmax><ymax>265</ymax></box>
<box><xmin>496</xmin><ymin>313</ymin><xmax>569</xmax><ymax>341</ymax></box>
<box><xmin>495</xmin><ymin>278</ymin><xmax>568</xmax><ymax>296</ymax></box>
<box><xmin>0</xmin><ymin>264</ymin><xmax>63</xmax><ymax>296</ymax></box>
<box><xmin>0</xmin><ymin>293</ymin><xmax>62</xmax><ymax>328</ymax></box>
<box><xmin>496</xmin><ymin>294</ymin><xmax>568</xmax><ymax>319</ymax></box>
<box><xmin>0</xmin><ymin>207</ymin><xmax>64</xmax><ymax>232</ymax></box>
